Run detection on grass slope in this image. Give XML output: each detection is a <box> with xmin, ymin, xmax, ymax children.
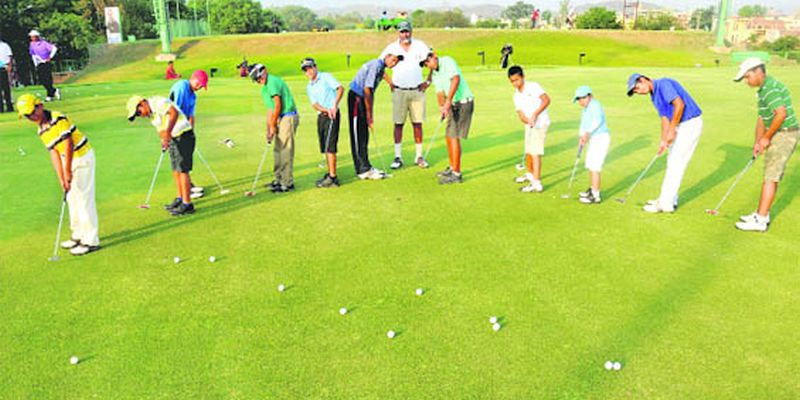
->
<box><xmin>1</xmin><ymin>64</ymin><xmax>799</xmax><ymax>398</ymax></box>
<box><xmin>75</xmin><ymin>29</ymin><xmax>718</xmax><ymax>84</ymax></box>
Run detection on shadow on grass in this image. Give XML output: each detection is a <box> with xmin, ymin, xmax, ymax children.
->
<box><xmin>680</xmin><ymin>143</ymin><xmax>752</xmax><ymax>207</ymax></box>
<box><xmin>772</xmin><ymin>162</ymin><xmax>799</xmax><ymax>219</ymax></box>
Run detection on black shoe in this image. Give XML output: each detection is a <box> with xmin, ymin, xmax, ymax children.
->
<box><xmin>265</xmin><ymin>180</ymin><xmax>279</xmax><ymax>189</ymax></box>
<box><xmin>579</xmin><ymin>191</ymin><xmax>601</xmax><ymax>204</ymax></box>
<box><xmin>578</xmin><ymin>187</ymin><xmax>592</xmax><ymax>198</ymax></box>
<box><xmin>317</xmin><ymin>174</ymin><xmax>339</xmax><ymax>188</ymax></box>
<box><xmin>390</xmin><ymin>157</ymin><xmax>403</xmax><ymax>169</ymax></box>
<box><xmin>315</xmin><ymin>173</ymin><xmax>329</xmax><ymax>186</ymax></box>
<box><xmin>169</xmin><ymin>202</ymin><xmax>196</xmax><ymax>216</ymax></box>
<box><xmin>439</xmin><ymin>172</ymin><xmax>463</xmax><ymax>184</ymax></box>
<box><xmin>437</xmin><ymin>166</ymin><xmax>453</xmax><ymax>177</ymax></box>
<box><xmin>272</xmin><ymin>184</ymin><xmax>295</xmax><ymax>193</ymax></box>
<box><xmin>164</xmin><ymin>197</ymin><xmax>182</xmax><ymax>210</ymax></box>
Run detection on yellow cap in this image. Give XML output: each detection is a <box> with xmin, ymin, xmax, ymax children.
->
<box><xmin>16</xmin><ymin>94</ymin><xmax>42</xmax><ymax>118</ymax></box>
<box><xmin>126</xmin><ymin>95</ymin><xmax>144</xmax><ymax>121</ymax></box>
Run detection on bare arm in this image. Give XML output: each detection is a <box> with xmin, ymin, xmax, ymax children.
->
<box><xmin>530</xmin><ymin>93</ymin><xmax>551</xmax><ymax>125</ymax></box>
<box><xmin>516</xmin><ymin>110</ymin><xmax>530</xmax><ymax>125</ymax></box>
<box><xmin>763</xmin><ymin>106</ymin><xmax>787</xmax><ymax>141</ymax></box>
<box><xmin>666</xmin><ymin>97</ymin><xmax>685</xmax><ymax>141</ymax></box>
<box><xmin>364</xmin><ymin>86</ymin><xmax>374</xmax><ymax>129</ymax></box>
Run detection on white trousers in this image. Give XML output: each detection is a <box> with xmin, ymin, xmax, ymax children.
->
<box><xmin>65</xmin><ymin>149</ymin><xmax>99</xmax><ymax>246</ymax></box>
<box><xmin>658</xmin><ymin>116</ymin><xmax>702</xmax><ymax>208</ymax></box>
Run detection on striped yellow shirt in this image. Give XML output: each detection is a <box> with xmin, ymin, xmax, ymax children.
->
<box><xmin>37</xmin><ymin>111</ymin><xmax>91</xmax><ymax>158</ymax></box>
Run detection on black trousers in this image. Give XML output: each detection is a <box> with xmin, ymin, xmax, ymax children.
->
<box><xmin>37</xmin><ymin>62</ymin><xmax>56</xmax><ymax>98</ymax></box>
<box><xmin>347</xmin><ymin>90</ymin><xmax>372</xmax><ymax>175</ymax></box>
<box><xmin>0</xmin><ymin>69</ymin><xmax>11</xmax><ymax>112</ymax></box>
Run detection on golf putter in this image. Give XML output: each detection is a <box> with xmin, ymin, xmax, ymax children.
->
<box><xmin>369</xmin><ymin>125</ymin><xmax>390</xmax><ymax>175</ymax></box>
<box><xmin>561</xmin><ymin>144</ymin><xmax>585</xmax><ymax>199</ymax></box>
<box><xmin>139</xmin><ymin>150</ymin><xmax>166</xmax><ymax>209</ymax></box>
<box><xmin>706</xmin><ymin>156</ymin><xmax>757</xmax><ymax>216</ymax></box>
<box><xmin>515</xmin><ymin>153</ymin><xmax>526</xmax><ymax>171</ymax></box>
<box><xmin>245</xmin><ymin>141</ymin><xmax>270</xmax><ymax>197</ymax></box>
<box><xmin>615</xmin><ymin>153</ymin><xmax>660</xmax><ymax>204</ymax></box>
<box><xmin>422</xmin><ymin>117</ymin><xmax>446</xmax><ymax>164</ymax></box>
<box><xmin>49</xmin><ymin>192</ymin><xmax>67</xmax><ymax>261</ymax></box>
<box><xmin>196</xmin><ymin>148</ymin><xmax>230</xmax><ymax>195</ymax></box>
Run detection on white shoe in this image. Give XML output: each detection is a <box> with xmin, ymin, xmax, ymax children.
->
<box><xmin>390</xmin><ymin>157</ymin><xmax>403</xmax><ymax>169</ymax></box>
<box><xmin>643</xmin><ymin>200</ymin><xmax>674</xmax><ymax>213</ymax></box>
<box><xmin>70</xmin><ymin>244</ymin><xmax>99</xmax><ymax>256</ymax></box>
<box><xmin>60</xmin><ymin>239</ymin><xmax>81</xmax><ymax>249</ymax></box>
<box><xmin>358</xmin><ymin>168</ymin><xmax>385</xmax><ymax>180</ymax></box>
<box><xmin>515</xmin><ymin>173</ymin><xmax>533</xmax><ymax>184</ymax></box>
<box><xmin>55</xmin><ymin>88</ymin><xmax>61</xmax><ymax>100</ymax></box>
<box><xmin>521</xmin><ymin>181</ymin><xmax>543</xmax><ymax>193</ymax></box>
<box><xmin>190</xmin><ymin>186</ymin><xmax>205</xmax><ymax>193</ymax></box>
<box><xmin>45</xmin><ymin>96</ymin><xmax>53</xmax><ymax>102</ymax></box>
<box><xmin>735</xmin><ymin>214</ymin><xmax>769</xmax><ymax>232</ymax></box>
<box><xmin>190</xmin><ymin>191</ymin><xmax>204</xmax><ymax>199</ymax></box>
<box><xmin>579</xmin><ymin>191</ymin><xmax>601</xmax><ymax>204</ymax></box>
<box><xmin>416</xmin><ymin>157</ymin><xmax>429</xmax><ymax>169</ymax></box>
<box><xmin>739</xmin><ymin>211</ymin><xmax>769</xmax><ymax>225</ymax></box>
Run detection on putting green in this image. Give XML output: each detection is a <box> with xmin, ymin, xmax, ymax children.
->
<box><xmin>1</xmin><ymin>64</ymin><xmax>798</xmax><ymax>398</ymax></box>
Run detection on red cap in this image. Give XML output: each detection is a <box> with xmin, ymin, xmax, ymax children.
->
<box><xmin>190</xmin><ymin>70</ymin><xmax>209</xmax><ymax>90</ymax></box>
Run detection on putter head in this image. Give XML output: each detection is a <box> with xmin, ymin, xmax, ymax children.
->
<box><xmin>614</xmin><ymin>198</ymin><xmax>626</xmax><ymax>204</ymax></box>
<box><xmin>220</xmin><ymin>189</ymin><xmax>231</xmax><ymax>195</ymax></box>
<box><xmin>515</xmin><ymin>164</ymin><xmax>525</xmax><ymax>171</ymax></box>
<box><xmin>244</xmin><ymin>191</ymin><xmax>255</xmax><ymax>197</ymax></box>
<box><xmin>138</xmin><ymin>204</ymin><xmax>151</xmax><ymax>209</ymax></box>
<box><xmin>705</xmin><ymin>209</ymin><xmax>719</xmax><ymax>216</ymax></box>
<box><xmin>48</xmin><ymin>256</ymin><xmax>60</xmax><ymax>262</ymax></box>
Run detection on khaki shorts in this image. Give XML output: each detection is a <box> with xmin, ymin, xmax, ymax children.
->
<box><xmin>392</xmin><ymin>89</ymin><xmax>425</xmax><ymax>124</ymax></box>
<box><xmin>764</xmin><ymin>128</ymin><xmax>799</xmax><ymax>182</ymax></box>
<box><xmin>524</xmin><ymin>125</ymin><xmax>548</xmax><ymax>156</ymax></box>
<box><xmin>446</xmin><ymin>100</ymin><xmax>474</xmax><ymax>139</ymax></box>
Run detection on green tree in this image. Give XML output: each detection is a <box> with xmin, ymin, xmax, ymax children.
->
<box><xmin>119</xmin><ymin>0</ymin><xmax>157</xmax><ymax>39</ymax></box>
<box><xmin>768</xmin><ymin>36</ymin><xmax>799</xmax><ymax>53</ymax></box>
<box><xmin>278</xmin><ymin>5</ymin><xmax>318</xmax><ymax>32</ymax></box>
<box><xmin>475</xmin><ymin>19</ymin><xmax>506</xmax><ymax>29</ymax></box>
<box><xmin>738</xmin><ymin>5</ymin><xmax>768</xmax><ymax>17</ymax></box>
<box><xmin>209</xmin><ymin>0</ymin><xmax>264</xmax><ymax>34</ymax></box>
<box><xmin>636</xmin><ymin>12</ymin><xmax>682</xmax><ymax>31</ymax></box>
<box><xmin>689</xmin><ymin>6</ymin><xmax>715</xmax><ymax>30</ymax></box>
<box><xmin>502</xmin><ymin>1</ymin><xmax>535</xmax><ymax>21</ymax></box>
<box><xmin>413</xmin><ymin>9</ymin><xmax>469</xmax><ymax>28</ymax></box>
<box><xmin>39</xmin><ymin>12</ymin><xmax>99</xmax><ymax>61</ymax></box>
<box><xmin>263</xmin><ymin>8</ymin><xmax>285</xmax><ymax>33</ymax></box>
<box><xmin>575</xmin><ymin>7</ymin><xmax>621</xmax><ymax>29</ymax></box>
<box><xmin>542</xmin><ymin>10</ymin><xmax>553</xmax><ymax>25</ymax></box>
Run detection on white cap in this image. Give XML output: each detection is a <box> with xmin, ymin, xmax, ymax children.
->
<box><xmin>28</xmin><ymin>30</ymin><xmax>40</xmax><ymax>37</ymax></box>
<box><xmin>734</xmin><ymin>57</ymin><xmax>765</xmax><ymax>82</ymax></box>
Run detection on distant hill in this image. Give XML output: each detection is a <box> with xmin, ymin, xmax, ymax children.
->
<box><xmin>575</xmin><ymin>1</ymin><xmax>667</xmax><ymax>13</ymax></box>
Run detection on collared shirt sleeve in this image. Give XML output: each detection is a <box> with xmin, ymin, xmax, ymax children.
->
<box><xmin>657</xmin><ymin>80</ymin><xmax>679</xmax><ymax>117</ymax></box>
<box><xmin>364</xmin><ymin>62</ymin><xmax>379</xmax><ymax>90</ymax></box>
<box><xmin>322</xmin><ymin>72</ymin><xmax>341</xmax><ymax>89</ymax></box>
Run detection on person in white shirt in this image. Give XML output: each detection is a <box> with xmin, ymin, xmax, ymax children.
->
<box><xmin>379</xmin><ymin>21</ymin><xmax>433</xmax><ymax>169</ymax></box>
<box><xmin>508</xmin><ymin>65</ymin><xmax>551</xmax><ymax>193</ymax></box>
<box><xmin>0</xmin><ymin>37</ymin><xmax>13</xmax><ymax>113</ymax></box>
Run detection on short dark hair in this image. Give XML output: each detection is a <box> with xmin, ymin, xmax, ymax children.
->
<box><xmin>507</xmin><ymin>65</ymin><xmax>524</xmax><ymax>78</ymax></box>
<box><xmin>756</xmin><ymin>65</ymin><xmax>767</xmax><ymax>74</ymax></box>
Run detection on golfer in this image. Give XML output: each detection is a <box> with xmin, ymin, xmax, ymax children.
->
<box><xmin>421</xmin><ymin>50</ymin><xmax>473</xmax><ymax>184</ymax></box>
<box><xmin>573</xmin><ymin>86</ymin><xmax>610</xmax><ymax>204</ymax></box>
<box><xmin>169</xmin><ymin>70</ymin><xmax>209</xmax><ymax>202</ymax></box>
<box><xmin>28</xmin><ymin>30</ymin><xmax>60</xmax><ymax>101</ymax></box>
<box><xmin>348</xmin><ymin>53</ymin><xmax>402</xmax><ymax>180</ymax></box>
<box><xmin>249</xmin><ymin>64</ymin><xmax>299</xmax><ymax>193</ymax></box>
<box><xmin>302</xmin><ymin>58</ymin><xmax>344</xmax><ymax>188</ymax></box>
<box><xmin>127</xmin><ymin>95</ymin><xmax>196</xmax><ymax>216</ymax></box>
<box><xmin>733</xmin><ymin>58</ymin><xmax>799</xmax><ymax>232</ymax></box>
<box><xmin>627</xmin><ymin>73</ymin><xmax>703</xmax><ymax>213</ymax></box>
<box><xmin>509</xmin><ymin>65</ymin><xmax>551</xmax><ymax>193</ymax></box>
<box><xmin>17</xmin><ymin>94</ymin><xmax>100</xmax><ymax>256</ymax></box>
<box><xmin>0</xmin><ymin>36</ymin><xmax>13</xmax><ymax>113</ymax></box>
<box><xmin>380</xmin><ymin>21</ymin><xmax>432</xmax><ymax>169</ymax></box>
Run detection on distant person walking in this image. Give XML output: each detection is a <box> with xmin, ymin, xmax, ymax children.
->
<box><xmin>0</xmin><ymin>36</ymin><xmax>13</xmax><ymax>112</ymax></box>
<box><xmin>28</xmin><ymin>30</ymin><xmax>60</xmax><ymax>101</ymax></box>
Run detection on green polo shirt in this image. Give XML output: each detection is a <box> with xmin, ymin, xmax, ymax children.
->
<box><xmin>431</xmin><ymin>56</ymin><xmax>473</xmax><ymax>103</ymax></box>
<box><xmin>758</xmin><ymin>75</ymin><xmax>798</xmax><ymax>130</ymax></box>
<box><xmin>260</xmin><ymin>75</ymin><xmax>297</xmax><ymax>115</ymax></box>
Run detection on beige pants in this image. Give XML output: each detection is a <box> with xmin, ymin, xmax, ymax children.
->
<box><xmin>392</xmin><ymin>89</ymin><xmax>425</xmax><ymax>124</ymax></box>
<box><xmin>274</xmin><ymin>114</ymin><xmax>299</xmax><ymax>186</ymax></box>
<box><xmin>65</xmin><ymin>149</ymin><xmax>99</xmax><ymax>246</ymax></box>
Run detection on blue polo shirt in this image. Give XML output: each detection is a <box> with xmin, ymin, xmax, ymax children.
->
<box><xmin>350</xmin><ymin>58</ymin><xmax>386</xmax><ymax>97</ymax></box>
<box><xmin>580</xmin><ymin>98</ymin><xmax>609</xmax><ymax>137</ymax></box>
<box><xmin>651</xmin><ymin>78</ymin><xmax>702</xmax><ymax>122</ymax></box>
<box><xmin>306</xmin><ymin>72</ymin><xmax>341</xmax><ymax>110</ymax></box>
<box><xmin>169</xmin><ymin>79</ymin><xmax>196</xmax><ymax>118</ymax></box>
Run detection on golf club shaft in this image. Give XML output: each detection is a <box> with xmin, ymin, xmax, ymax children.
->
<box><xmin>711</xmin><ymin>157</ymin><xmax>756</xmax><ymax>212</ymax></box>
<box><xmin>622</xmin><ymin>153</ymin><xmax>659</xmax><ymax>199</ymax></box>
<box><xmin>250</xmin><ymin>142</ymin><xmax>270</xmax><ymax>193</ymax></box>
<box><xmin>565</xmin><ymin>144</ymin><xmax>585</xmax><ymax>191</ymax></box>
<box><xmin>369</xmin><ymin>126</ymin><xmax>388</xmax><ymax>171</ymax></box>
<box><xmin>51</xmin><ymin>194</ymin><xmax>67</xmax><ymax>259</ymax></box>
<box><xmin>143</xmin><ymin>150</ymin><xmax>166</xmax><ymax>206</ymax></box>
<box><xmin>320</xmin><ymin>117</ymin><xmax>334</xmax><ymax>167</ymax></box>
<box><xmin>422</xmin><ymin>118</ymin><xmax>446</xmax><ymax>161</ymax></box>
<box><xmin>196</xmin><ymin>149</ymin><xmax>225</xmax><ymax>192</ymax></box>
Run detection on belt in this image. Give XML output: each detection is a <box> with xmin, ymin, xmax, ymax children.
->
<box><xmin>280</xmin><ymin>110</ymin><xmax>298</xmax><ymax>118</ymax></box>
<box><xmin>396</xmin><ymin>86</ymin><xmax>420</xmax><ymax>91</ymax></box>
<box><xmin>456</xmin><ymin>98</ymin><xmax>473</xmax><ymax>105</ymax></box>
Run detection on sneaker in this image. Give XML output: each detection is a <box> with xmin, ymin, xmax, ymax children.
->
<box><xmin>643</xmin><ymin>200</ymin><xmax>674</xmax><ymax>213</ymax></box>
<box><xmin>646</xmin><ymin>199</ymin><xmax>679</xmax><ymax>210</ymax></box>
<box><xmin>190</xmin><ymin>185</ymin><xmax>204</xmax><ymax>194</ymax></box>
<box><xmin>45</xmin><ymin>96</ymin><xmax>53</xmax><ymax>102</ymax></box>
<box><xmin>579</xmin><ymin>191</ymin><xmax>601</xmax><ymax>204</ymax></box>
<box><xmin>189</xmin><ymin>191</ymin><xmax>204</xmax><ymax>199</ymax></box>
<box><xmin>169</xmin><ymin>202</ymin><xmax>196</xmax><ymax>216</ymax></box>
<box><xmin>55</xmin><ymin>88</ymin><xmax>61</xmax><ymax>100</ymax></box>
<box><xmin>60</xmin><ymin>238</ymin><xmax>81</xmax><ymax>249</ymax></box>
<box><xmin>437</xmin><ymin>166</ymin><xmax>453</xmax><ymax>177</ymax></box>
<box><xmin>735</xmin><ymin>214</ymin><xmax>769</xmax><ymax>232</ymax></box>
<box><xmin>358</xmin><ymin>168</ymin><xmax>385</xmax><ymax>180</ymax></box>
<box><xmin>163</xmin><ymin>197</ymin><xmax>182</xmax><ymax>210</ymax></box>
<box><xmin>271</xmin><ymin>184</ymin><xmax>295</xmax><ymax>193</ymax></box>
<box><xmin>390</xmin><ymin>157</ymin><xmax>404</xmax><ymax>169</ymax></box>
<box><xmin>265</xmin><ymin>180</ymin><xmax>279</xmax><ymax>189</ymax></box>
<box><xmin>416</xmin><ymin>157</ymin><xmax>429</xmax><ymax>169</ymax></box>
<box><xmin>439</xmin><ymin>172</ymin><xmax>463</xmax><ymax>184</ymax></box>
<box><xmin>739</xmin><ymin>211</ymin><xmax>769</xmax><ymax>225</ymax></box>
<box><xmin>521</xmin><ymin>181</ymin><xmax>543</xmax><ymax>193</ymax></box>
<box><xmin>515</xmin><ymin>173</ymin><xmax>533</xmax><ymax>184</ymax></box>
<box><xmin>578</xmin><ymin>187</ymin><xmax>592</xmax><ymax>198</ymax></box>
<box><xmin>317</xmin><ymin>174</ymin><xmax>340</xmax><ymax>188</ymax></box>
<box><xmin>70</xmin><ymin>244</ymin><xmax>100</xmax><ymax>256</ymax></box>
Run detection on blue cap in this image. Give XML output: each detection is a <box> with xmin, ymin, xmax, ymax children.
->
<box><xmin>397</xmin><ymin>21</ymin><xmax>412</xmax><ymax>32</ymax></box>
<box><xmin>573</xmin><ymin>85</ymin><xmax>592</xmax><ymax>103</ymax></box>
<box><xmin>626</xmin><ymin>73</ymin><xmax>646</xmax><ymax>97</ymax></box>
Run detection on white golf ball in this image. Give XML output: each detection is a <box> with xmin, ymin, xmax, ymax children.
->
<box><xmin>70</xmin><ymin>356</ymin><xmax>79</xmax><ymax>365</ymax></box>
<box><xmin>339</xmin><ymin>307</ymin><xmax>347</xmax><ymax>315</ymax></box>
<box><xmin>489</xmin><ymin>316</ymin><xmax>498</xmax><ymax>324</ymax></box>
<box><xmin>492</xmin><ymin>322</ymin><xmax>501</xmax><ymax>332</ymax></box>
<box><xmin>208</xmin><ymin>256</ymin><xmax>216</xmax><ymax>263</ymax></box>
<box><xmin>173</xmin><ymin>256</ymin><xmax>181</xmax><ymax>264</ymax></box>
<box><xmin>387</xmin><ymin>330</ymin><xmax>396</xmax><ymax>339</ymax></box>
<box><xmin>277</xmin><ymin>284</ymin><xmax>286</xmax><ymax>292</ymax></box>
<box><xmin>613</xmin><ymin>361</ymin><xmax>622</xmax><ymax>371</ymax></box>
<box><xmin>415</xmin><ymin>288</ymin><xmax>424</xmax><ymax>296</ymax></box>
<box><xmin>604</xmin><ymin>361</ymin><xmax>613</xmax><ymax>370</ymax></box>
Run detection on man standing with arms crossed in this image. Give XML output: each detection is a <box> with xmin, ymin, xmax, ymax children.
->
<box><xmin>380</xmin><ymin>21</ymin><xmax>432</xmax><ymax>170</ymax></box>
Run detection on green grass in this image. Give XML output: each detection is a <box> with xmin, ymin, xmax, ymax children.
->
<box><xmin>2</xmin><ymin>63</ymin><xmax>799</xmax><ymax>398</ymax></box>
<box><xmin>75</xmin><ymin>29</ymin><xmax>720</xmax><ymax>84</ymax></box>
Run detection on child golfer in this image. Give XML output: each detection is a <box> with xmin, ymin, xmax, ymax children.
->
<box><xmin>17</xmin><ymin>94</ymin><xmax>100</xmax><ymax>255</ymax></box>
<box><xmin>733</xmin><ymin>58</ymin><xmax>799</xmax><ymax>232</ymax></box>
<box><xmin>573</xmin><ymin>86</ymin><xmax>610</xmax><ymax>204</ymax></box>
<box><xmin>127</xmin><ymin>95</ymin><xmax>196</xmax><ymax>216</ymax></box>
<box><xmin>508</xmin><ymin>65</ymin><xmax>551</xmax><ymax>193</ymax></box>
<box><xmin>302</xmin><ymin>57</ymin><xmax>343</xmax><ymax>188</ymax></box>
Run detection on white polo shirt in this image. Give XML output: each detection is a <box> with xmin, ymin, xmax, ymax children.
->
<box><xmin>0</xmin><ymin>41</ymin><xmax>12</xmax><ymax>69</ymax></box>
<box><xmin>513</xmin><ymin>81</ymin><xmax>551</xmax><ymax>129</ymax></box>
<box><xmin>380</xmin><ymin>38</ymin><xmax>430</xmax><ymax>89</ymax></box>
